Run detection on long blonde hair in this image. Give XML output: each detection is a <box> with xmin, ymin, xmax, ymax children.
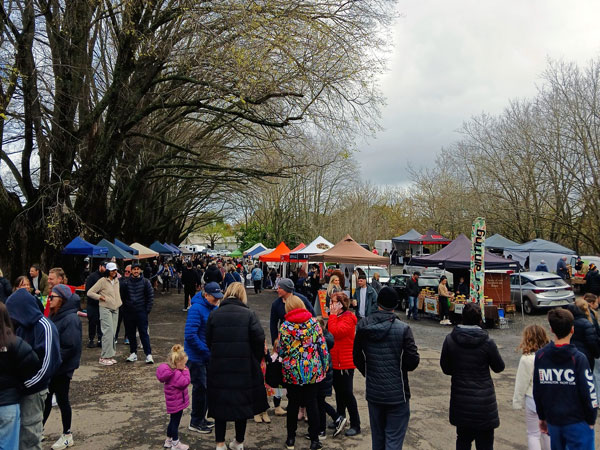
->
<box><xmin>575</xmin><ymin>298</ymin><xmax>594</xmax><ymax>322</ymax></box>
<box><xmin>327</xmin><ymin>275</ymin><xmax>340</xmax><ymax>297</ymax></box>
<box><xmin>167</xmin><ymin>344</ymin><xmax>187</xmax><ymax>369</ymax></box>
<box><xmin>224</xmin><ymin>282</ymin><xmax>247</xmax><ymax>304</ymax></box>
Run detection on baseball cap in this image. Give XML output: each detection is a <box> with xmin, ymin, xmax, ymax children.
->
<box><xmin>106</xmin><ymin>262</ymin><xmax>118</xmax><ymax>271</ymax></box>
<box><xmin>131</xmin><ymin>262</ymin><xmax>142</xmax><ymax>268</ymax></box>
<box><xmin>204</xmin><ymin>282</ymin><xmax>223</xmax><ymax>299</ymax></box>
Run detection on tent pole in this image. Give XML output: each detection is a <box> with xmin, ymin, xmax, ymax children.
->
<box><xmin>519</xmin><ymin>265</ymin><xmax>525</xmax><ymax>323</ymax></box>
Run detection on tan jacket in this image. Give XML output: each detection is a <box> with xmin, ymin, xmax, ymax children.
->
<box><xmin>87</xmin><ymin>277</ymin><xmax>122</xmax><ymax>310</ymax></box>
<box><xmin>438</xmin><ymin>283</ymin><xmax>453</xmax><ymax>298</ymax></box>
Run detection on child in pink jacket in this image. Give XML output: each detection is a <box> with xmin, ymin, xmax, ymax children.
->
<box><xmin>157</xmin><ymin>344</ymin><xmax>191</xmax><ymax>450</ymax></box>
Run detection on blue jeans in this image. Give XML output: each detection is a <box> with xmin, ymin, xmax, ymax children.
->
<box><xmin>408</xmin><ymin>296</ymin><xmax>418</xmax><ymax>319</ymax></box>
<box><xmin>547</xmin><ymin>421</ymin><xmax>595</xmax><ymax>450</ymax></box>
<box><xmin>187</xmin><ymin>361</ymin><xmax>207</xmax><ymax>426</ymax></box>
<box><xmin>0</xmin><ymin>403</ymin><xmax>20</xmax><ymax>450</ymax></box>
<box><xmin>368</xmin><ymin>401</ymin><xmax>410</xmax><ymax>450</ymax></box>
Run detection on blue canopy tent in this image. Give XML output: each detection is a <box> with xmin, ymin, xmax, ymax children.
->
<box><xmin>150</xmin><ymin>240</ymin><xmax>175</xmax><ymax>255</ymax></box>
<box><xmin>168</xmin><ymin>243</ymin><xmax>183</xmax><ymax>255</ymax></box>
<box><xmin>97</xmin><ymin>239</ymin><xmax>137</xmax><ymax>260</ymax></box>
<box><xmin>164</xmin><ymin>243</ymin><xmax>182</xmax><ymax>255</ymax></box>
<box><xmin>245</xmin><ymin>244</ymin><xmax>267</xmax><ymax>258</ymax></box>
<box><xmin>114</xmin><ymin>238</ymin><xmax>139</xmax><ymax>255</ymax></box>
<box><xmin>62</xmin><ymin>236</ymin><xmax>108</xmax><ymax>256</ymax></box>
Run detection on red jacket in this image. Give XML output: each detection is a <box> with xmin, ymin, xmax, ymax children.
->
<box><xmin>328</xmin><ymin>310</ymin><xmax>357</xmax><ymax>370</ymax></box>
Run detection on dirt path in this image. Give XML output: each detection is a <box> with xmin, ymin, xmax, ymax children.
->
<box><xmin>41</xmin><ymin>288</ymin><xmax>599</xmax><ymax>449</ymax></box>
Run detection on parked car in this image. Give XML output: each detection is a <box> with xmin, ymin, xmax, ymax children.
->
<box><xmin>355</xmin><ymin>265</ymin><xmax>390</xmax><ymax>284</ymax></box>
<box><xmin>510</xmin><ymin>272</ymin><xmax>575</xmax><ymax>314</ymax></box>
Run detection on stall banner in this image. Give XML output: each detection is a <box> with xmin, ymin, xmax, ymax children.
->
<box><xmin>318</xmin><ymin>290</ymin><xmax>329</xmax><ymax>318</ymax></box>
<box><xmin>470</xmin><ymin>217</ymin><xmax>486</xmax><ymax>318</ymax></box>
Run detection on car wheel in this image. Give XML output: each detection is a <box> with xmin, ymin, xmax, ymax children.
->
<box><xmin>523</xmin><ymin>298</ymin><xmax>535</xmax><ymax>315</ymax></box>
<box><xmin>399</xmin><ymin>297</ymin><xmax>407</xmax><ymax>311</ymax></box>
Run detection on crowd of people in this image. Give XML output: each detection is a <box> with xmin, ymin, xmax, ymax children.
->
<box><xmin>0</xmin><ymin>254</ymin><xmax>599</xmax><ymax>450</ymax></box>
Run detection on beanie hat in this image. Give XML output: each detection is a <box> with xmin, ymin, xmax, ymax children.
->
<box><xmin>278</xmin><ymin>278</ymin><xmax>295</xmax><ymax>293</ymax></box>
<box><xmin>377</xmin><ymin>286</ymin><xmax>398</xmax><ymax>310</ymax></box>
<box><xmin>53</xmin><ymin>284</ymin><xmax>71</xmax><ymax>301</ymax></box>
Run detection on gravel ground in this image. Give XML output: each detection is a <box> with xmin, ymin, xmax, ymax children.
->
<box><xmin>41</xmin><ymin>286</ymin><xmax>599</xmax><ymax>450</ymax></box>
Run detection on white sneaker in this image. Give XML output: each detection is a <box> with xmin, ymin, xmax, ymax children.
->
<box><xmin>51</xmin><ymin>433</ymin><xmax>74</xmax><ymax>449</ymax></box>
<box><xmin>229</xmin><ymin>440</ymin><xmax>244</xmax><ymax>450</ymax></box>
<box><xmin>164</xmin><ymin>438</ymin><xmax>173</xmax><ymax>448</ymax></box>
<box><xmin>146</xmin><ymin>354</ymin><xmax>154</xmax><ymax>364</ymax></box>
<box><xmin>126</xmin><ymin>353</ymin><xmax>137</xmax><ymax>362</ymax></box>
<box><xmin>52</xmin><ymin>394</ymin><xmax>58</xmax><ymax>407</ymax></box>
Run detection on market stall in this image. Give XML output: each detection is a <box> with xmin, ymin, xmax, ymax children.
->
<box><xmin>411</xmin><ymin>234</ymin><xmax>518</xmax><ymax>325</ymax></box>
<box><xmin>130</xmin><ymin>242</ymin><xmax>159</xmax><ymax>259</ymax></box>
<box><xmin>503</xmin><ymin>239</ymin><xmax>576</xmax><ymax>273</ymax></box>
<box><xmin>485</xmin><ymin>234</ymin><xmax>519</xmax><ymax>254</ymax></box>
<box><xmin>97</xmin><ymin>239</ymin><xmax>137</xmax><ymax>260</ymax></box>
<box><xmin>311</xmin><ymin>235</ymin><xmax>390</xmax><ymax>316</ymax></box>
<box><xmin>391</xmin><ymin>229</ymin><xmax>423</xmax><ymax>262</ymax></box>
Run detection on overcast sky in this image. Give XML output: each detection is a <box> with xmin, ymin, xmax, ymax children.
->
<box><xmin>356</xmin><ymin>0</ymin><xmax>600</xmax><ymax>186</ymax></box>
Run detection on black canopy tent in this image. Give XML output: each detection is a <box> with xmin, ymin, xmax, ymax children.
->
<box><xmin>409</xmin><ymin>234</ymin><xmax>518</xmax><ymax>270</ymax></box>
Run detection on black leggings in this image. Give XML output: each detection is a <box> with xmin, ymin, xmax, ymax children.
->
<box><xmin>215</xmin><ymin>419</ymin><xmax>246</xmax><ymax>443</ymax></box>
<box><xmin>439</xmin><ymin>296</ymin><xmax>449</xmax><ymax>319</ymax></box>
<box><xmin>318</xmin><ymin>395</ymin><xmax>338</xmax><ymax>432</ymax></box>
<box><xmin>43</xmin><ymin>374</ymin><xmax>72</xmax><ymax>434</ymax></box>
<box><xmin>332</xmin><ymin>369</ymin><xmax>360</xmax><ymax>430</ymax></box>
<box><xmin>167</xmin><ymin>410</ymin><xmax>183</xmax><ymax>441</ymax></box>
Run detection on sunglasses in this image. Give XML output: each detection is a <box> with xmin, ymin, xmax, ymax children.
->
<box><xmin>124</xmin><ymin>270</ymin><xmax>131</xmax><ymax>273</ymax></box>
<box><xmin>48</xmin><ymin>295</ymin><xmax>62</xmax><ymax>300</ymax></box>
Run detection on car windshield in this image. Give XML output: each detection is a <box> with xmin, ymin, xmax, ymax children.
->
<box><xmin>419</xmin><ymin>277</ymin><xmax>439</xmax><ymax>288</ymax></box>
<box><xmin>532</xmin><ymin>278</ymin><xmax>568</xmax><ymax>288</ymax></box>
<box><xmin>361</xmin><ymin>267</ymin><xmax>389</xmax><ymax>278</ymax></box>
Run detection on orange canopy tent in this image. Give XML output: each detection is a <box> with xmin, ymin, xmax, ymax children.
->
<box><xmin>281</xmin><ymin>243</ymin><xmax>306</xmax><ymax>262</ymax></box>
<box><xmin>259</xmin><ymin>242</ymin><xmax>291</xmax><ymax>262</ymax></box>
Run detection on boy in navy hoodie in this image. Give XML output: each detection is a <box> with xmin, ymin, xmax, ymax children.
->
<box><xmin>6</xmin><ymin>289</ymin><xmax>61</xmax><ymax>450</ymax></box>
<box><xmin>533</xmin><ymin>308</ymin><xmax>598</xmax><ymax>450</ymax></box>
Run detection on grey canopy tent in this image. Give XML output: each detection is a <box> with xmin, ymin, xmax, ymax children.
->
<box><xmin>97</xmin><ymin>239</ymin><xmax>137</xmax><ymax>260</ymax></box>
<box><xmin>504</xmin><ymin>239</ymin><xmax>576</xmax><ymax>272</ymax></box>
<box><xmin>391</xmin><ymin>229</ymin><xmax>424</xmax><ymax>260</ymax></box>
<box><xmin>485</xmin><ymin>234</ymin><xmax>519</xmax><ymax>253</ymax></box>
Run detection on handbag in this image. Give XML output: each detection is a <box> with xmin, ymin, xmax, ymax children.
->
<box><xmin>265</xmin><ymin>356</ymin><xmax>283</xmax><ymax>387</ymax></box>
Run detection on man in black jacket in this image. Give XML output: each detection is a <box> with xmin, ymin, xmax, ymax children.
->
<box><xmin>406</xmin><ymin>271</ymin><xmax>420</xmax><ymax>320</ymax></box>
<box><xmin>353</xmin><ymin>287</ymin><xmax>420</xmax><ymax>450</ymax></box>
<box><xmin>84</xmin><ymin>261</ymin><xmax>106</xmax><ymax>348</ymax></box>
<box><xmin>440</xmin><ymin>303</ymin><xmax>505</xmax><ymax>450</ymax></box>
<box><xmin>182</xmin><ymin>261</ymin><xmax>199</xmax><ymax>311</ymax></box>
<box><xmin>121</xmin><ymin>262</ymin><xmax>154</xmax><ymax>364</ymax></box>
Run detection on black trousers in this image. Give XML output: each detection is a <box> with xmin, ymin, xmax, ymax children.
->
<box><xmin>253</xmin><ymin>280</ymin><xmax>262</xmax><ymax>294</ymax></box>
<box><xmin>215</xmin><ymin>419</ymin><xmax>246</xmax><ymax>443</ymax></box>
<box><xmin>42</xmin><ymin>374</ymin><xmax>72</xmax><ymax>434</ymax></box>
<box><xmin>286</xmin><ymin>384</ymin><xmax>319</xmax><ymax>441</ymax></box>
<box><xmin>86</xmin><ymin>298</ymin><xmax>102</xmax><ymax>341</ymax></box>
<box><xmin>333</xmin><ymin>369</ymin><xmax>360</xmax><ymax>430</ymax></box>
<box><xmin>167</xmin><ymin>410</ymin><xmax>183</xmax><ymax>441</ymax></box>
<box><xmin>124</xmin><ymin>309</ymin><xmax>152</xmax><ymax>355</ymax></box>
<box><xmin>456</xmin><ymin>427</ymin><xmax>494</xmax><ymax>450</ymax></box>
<box><xmin>184</xmin><ymin>287</ymin><xmax>195</xmax><ymax>309</ymax></box>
